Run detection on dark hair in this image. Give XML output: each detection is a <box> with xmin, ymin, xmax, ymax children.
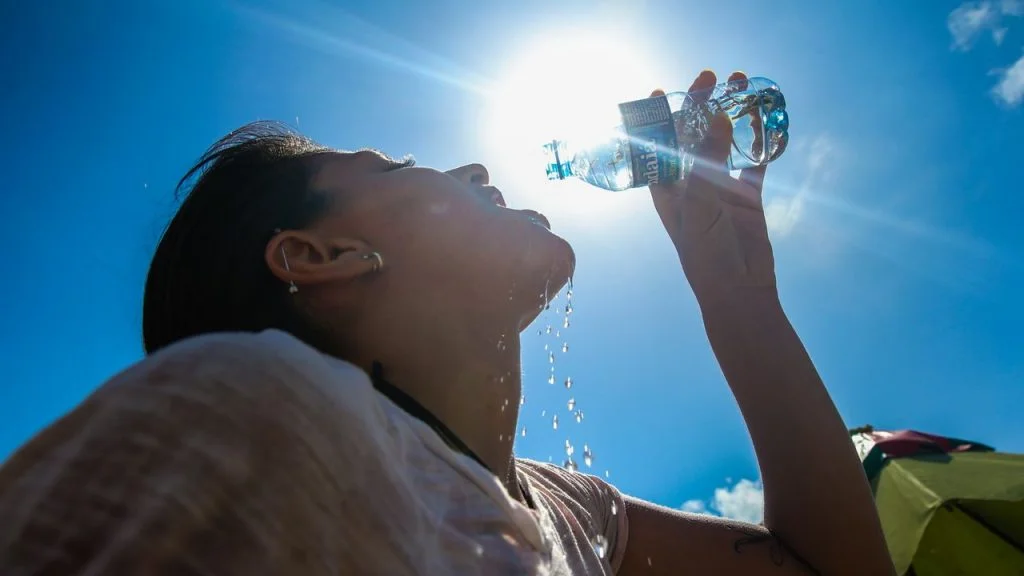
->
<box><xmin>142</xmin><ymin>121</ymin><xmax>336</xmax><ymax>354</ymax></box>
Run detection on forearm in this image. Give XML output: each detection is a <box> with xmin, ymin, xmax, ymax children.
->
<box><xmin>700</xmin><ymin>290</ymin><xmax>893</xmax><ymax>575</ymax></box>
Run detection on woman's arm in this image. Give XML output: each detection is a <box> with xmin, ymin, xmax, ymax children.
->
<box><xmin>624</xmin><ymin>69</ymin><xmax>895</xmax><ymax>575</ymax></box>
<box><xmin>619</xmin><ymin>294</ymin><xmax>893</xmax><ymax>575</ymax></box>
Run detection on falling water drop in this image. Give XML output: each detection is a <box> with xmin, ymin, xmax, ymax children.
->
<box><xmin>564</xmin><ymin>377</ymin><xmax>573</xmax><ymax>389</ymax></box>
<box><xmin>605</xmin><ymin>470</ymin><xmax>610</xmax><ymax>478</ymax></box>
<box><xmin>555</xmin><ymin>330</ymin><xmax>561</xmax><ymax>338</ymax></box>
<box><xmin>552</xmin><ymin>414</ymin><xmax>559</xmax><ymax>430</ymax></box>
<box><xmin>547</xmin><ymin>373</ymin><xmax>555</xmax><ymax>385</ymax></box>
<box><xmin>575</xmin><ymin>410</ymin><xmax>584</xmax><ymax>423</ymax></box>
<box><xmin>521</xmin><ymin>426</ymin><xmax>527</xmax><ymax>437</ymax></box>
<box><xmin>592</xmin><ymin>534</ymin><xmax>608</xmax><ymax>559</ymax></box>
<box><xmin>561</xmin><ymin>342</ymin><xmax>569</xmax><ymax>353</ymax></box>
<box><xmin>567</xmin><ymin>397</ymin><xmax>576</xmax><ymax>411</ymax></box>
<box><xmin>545</xmin><ymin>325</ymin><xmax>552</xmax><ymax>335</ymax></box>
<box><xmin>548</xmin><ymin>352</ymin><xmax>555</xmax><ymax>364</ymax></box>
<box><xmin>520</xmin><ymin>394</ymin><xmax>525</xmax><ymax>406</ymax></box>
<box><xmin>565</xmin><ymin>303</ymin><xmax>573</xmax><ymax>315</ymax></box>
<box><xmin>544</xmin><ymin>343</ymin><xmax>549</xmax><ymax>351</ymax></box>
<box><xmin>563</xmin><ymin>317</ymin><xmax>570</xmax><ymax>329</ymax></box>
<box><xmin>563</xmin><ymin>458</ymin><xmax>578</xmax><ymax>472</ymax></box>
<box><xmin>565</xmin><ymin>439</ymin><xmax>574</xmax><ymax>456</ymax></box>
<box><xmin>584</xmin><ymin>453</ymin><xmax>593</xmax><ymax>467</ymax></box>
<box><xmin>611</xmin><ymin>501</ymin><xmax>618</xmax><ymax>516</ymax></box>
<box><xmin>541</xmin><ymin>409</ymin><xmax>547</xmax><ymax>417</ymax></box>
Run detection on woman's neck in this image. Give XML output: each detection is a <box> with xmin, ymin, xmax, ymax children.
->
<box><xmin>350</xmin><ymin>314</ymin><xmax>525</xmax><ymax>493</ymax></box>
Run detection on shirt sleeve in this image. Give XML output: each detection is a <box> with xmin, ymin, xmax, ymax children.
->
<box><xmin>0</xmin><ymin>330</ymin><xmax>444</xmax><ymax>575</ymax></box>
<box><xmin>518</xmin><ymin>460</ymin><xmax>630</xmax><ymax>574</ymax></box>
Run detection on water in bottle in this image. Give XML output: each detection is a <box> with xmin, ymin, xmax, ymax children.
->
<box><xmin>543</xmin><ymin>77</ymin><xmax>789</xmax><ymax>191</ymax></box>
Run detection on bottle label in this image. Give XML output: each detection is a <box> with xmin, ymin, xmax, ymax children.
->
<box><xmin>618</xmin><ymin>96</ymin><xmax>680</xmax><ymax>186</ymax></box>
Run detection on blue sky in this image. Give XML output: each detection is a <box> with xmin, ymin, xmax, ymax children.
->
<box><xmin>2</xmin><ymin>0</ymin><xmax>1023</xmax><ymax>523</ymax></box>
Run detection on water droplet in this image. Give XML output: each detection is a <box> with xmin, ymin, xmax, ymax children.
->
<box><xmin>647</xmin><ymin>556</ymin><xmax>652</xmax><ymax>566</ymax></box>
<box><xmin>541</xmin><ymin>409</ymin><xmax>546</xmax><ymax>417</ymax></box>
<box><xmin>555</xmin><ymin>330</ymin><xmax>561</xmax><ymax>338</ymax></box>
<box><xmin>565</xmin><ymin>439</ymin><xmax>574</xmax><ymax>456</ymax></box>
<box><xmin>575</xmin><ymin>410</ymin><xmax>584</xmax><ymax>423</ymax></box>
<box><xmin>504</xmin><ymin>398</ymin><xmax>509</xmax><ymax>406</ymax></box>
<box><xmin>564</xmin><ymin>377</ymin><xmax>573</xmax><ymax>389</ymax></box>
<box><xmin>565</xmin><ymin>303</ymin><xmax>573</xmax><ymax>315</ymax></box>
<box><xmin>545</xmin><ymin>325</ymin><xmax>552</xmax><ymax>334</ymax></box>
<box><xmin>552</xmin><ymin>415</ymin><xmax>559</xmax><ymax>430</ymax></box>
<box><xmin>563</xmin><ymin>458</ymin><xmax>578</xmax><ymax>472</ymax></box>
<box><xmin>544</xmin><ymin>343</ymin><xmax>549</xmax><ymax>351</ymax></box>
<box><xmin>548</xmin><ymin>352</ymin><xmax>555</xmax><ymax>364</ymax></box>
<box><xmin>547</xmin><ymin>373</ymin><xmax>555</xmax><ymax>385</ymax></box>
<box><xmin>584</xmin><ymin>454</ymin><xmax>593</xmax><ymax>467</ymax></box>
<box><xmin>521</xmin><ymin>426</ymin><xmax>527</xmax><ymax>437</ymax></box>
<box><xmin>567</xmin><ymin>397</ymin><xmax>576</xmax><ymax>411</ymax></box>
<box><xmin>499</xmin><ymin>434</ymin><xmax>504</xmax><ymax>441</ymax></box>
<box><xmin>592</xmin><ymin>534</ymin><xmax>608</xmax><ymax>558</ymax></box>
<box><xmin>611</xmin><ymin>501</ymin><xmax>618</xmax><ymax>516</ymax></box>
<box><xmin>561</xmin><ymin>342</ymin><xmax>569</xmax><ymax>353</ymax></box>
<box><xmin>604</xmin><ymin>470</ymin><xmax>610</xmax><ymax>478</ymax></box>
<box><xmin>563</xmin><ymin>317</ymin><xmax>570</xmax><ymax>329</ymax></box>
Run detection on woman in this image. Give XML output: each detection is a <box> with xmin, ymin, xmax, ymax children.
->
<box><xmin>0</xmin><ymin>70</ymin><xmax>894</xmax><ymax>575</ymax></box>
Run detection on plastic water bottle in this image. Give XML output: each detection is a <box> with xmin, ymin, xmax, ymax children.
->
<box><xmin>543</xmin><ymin>77</ymin><xmax>789</xmax><ymax>191</ymax></box>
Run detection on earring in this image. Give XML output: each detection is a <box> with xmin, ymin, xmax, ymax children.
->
<box><xmin>362</xmin><ymin>251</ymin><xmax>384</xmax><ymax>273</ymax></box>
<box><xmin>280</xmin><ymin>244</ymin><xmax>299</xmax><ymax>294</ymax></box>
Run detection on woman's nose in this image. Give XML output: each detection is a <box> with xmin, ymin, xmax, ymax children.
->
<box><xmin>446</xmin><ymin>163</ymin><xmax>490</xmax><ymax>186</ymax></box>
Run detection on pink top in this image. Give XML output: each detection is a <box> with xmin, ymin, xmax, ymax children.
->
<box><xmin>0</xmin><ymin>330</ymin><xmax>628</xmax><ymax>575</ymax></box>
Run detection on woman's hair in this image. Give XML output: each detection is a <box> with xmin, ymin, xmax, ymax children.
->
<box><xmin>142</xmin><ymin>121</ymin><xmax>336</xmax><ymax>354</ymax></box>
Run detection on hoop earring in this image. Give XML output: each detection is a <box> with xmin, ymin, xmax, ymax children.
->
<box><xmin>362</xmin><ymin>251</ymin><xmax>384</xmax><ymax>273</ymax></box>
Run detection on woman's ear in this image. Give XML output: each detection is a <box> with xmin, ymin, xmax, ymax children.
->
<box><xmin>265</xmin><ymin>230</ymin><xmax>381</xmax><ymax>290</ymax></box>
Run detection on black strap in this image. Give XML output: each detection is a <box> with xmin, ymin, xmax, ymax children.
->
<box><xmin>370</xmin><ymin>361</ymin><xmax>490</xmax><ymax>472</ymax></box>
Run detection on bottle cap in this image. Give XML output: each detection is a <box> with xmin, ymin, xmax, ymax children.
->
<box><xmin>542</xmin><ymin>139</ymin><xmax>573</xmax><ymax>181</ymax></box>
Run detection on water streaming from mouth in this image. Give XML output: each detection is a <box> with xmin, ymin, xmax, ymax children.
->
<box><xmin>516</xmin><ymin>279</ymin><xmax>614</xmax><ymax>482</ymax></box>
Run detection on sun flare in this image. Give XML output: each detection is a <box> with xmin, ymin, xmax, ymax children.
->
<box><xmin>481</xmin><ymin>28</ymin><xmax>662</xmax><ymax>221</ymax></box>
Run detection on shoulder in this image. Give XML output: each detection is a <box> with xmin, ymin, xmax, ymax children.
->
<box><xmin>516</xmin><ymin>459</ymin><xmax>629</xmax><ymax>573</ymax></box>
<box><xmin>110</xmin><ymin>330</ymin><xmax>380</xmax><ymax>426</ymax></box>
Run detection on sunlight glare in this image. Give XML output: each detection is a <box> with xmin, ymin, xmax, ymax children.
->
<box><xmin>482</xmin><ymin>28</ymin><xmax>661</xmax><ymax>222</ymax></box>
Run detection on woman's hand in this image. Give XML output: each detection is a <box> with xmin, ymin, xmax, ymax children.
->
<box><xmin>649</xmin><ymin>69</ymin><xmax>777</xmax><ymax>310</ymax></box>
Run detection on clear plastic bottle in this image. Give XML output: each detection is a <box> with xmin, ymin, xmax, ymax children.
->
<box><xmin>543</xmin><ymin>77</ymin><xmax>789</xmax><ymax>191</ymax></box>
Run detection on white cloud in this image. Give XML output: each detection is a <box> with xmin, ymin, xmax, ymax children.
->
<box><xmin>947</xmin><ymin>1</ymin><xmax>1022</xmax><ymax>50</ymax></box>
<box><xmin>680</xmin><ymin>478</ymin><xmax>765</xmax><ymax>524</ymax></box>
<box><xmin>712</xmin><ymin>479</ymin><xmax>765</xmax><ymax>524</ymax></box>
<box><xmin>681</xmin><ymin>499</ymin><xmax>709</xmax><ymax>514</ymax></box>
<box><xmin>992</xmin><ymin>52</ymin><xmax>1024</xmax><ymax>105</ymax></box>
<box><xmin>764</xmin><ymin>135</ymin><xmax>834</xmax><ymax>237</ymax></box>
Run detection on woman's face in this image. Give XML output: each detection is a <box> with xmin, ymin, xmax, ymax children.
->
<box><xmin>309</xmin><ymin>151</ymin><xmax>575</xmax><ymax>329</ymax></box>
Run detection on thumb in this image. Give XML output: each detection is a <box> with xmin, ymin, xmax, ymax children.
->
<box><xmin>697</xmin><ymin>110</ymin><xmax>733</xmax><ymax>168</ymax></box>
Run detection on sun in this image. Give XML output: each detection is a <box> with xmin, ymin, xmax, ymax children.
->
<box><xmin>481</xmin><ymin>27</ymin><xmax>662</xmax><ymax>219</ymax></box>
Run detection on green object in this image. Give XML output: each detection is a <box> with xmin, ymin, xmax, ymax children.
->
<box><xmin>871</xmin><ymin>451</ymin><xmax>1024</xmax><ymax>575</ymax></box>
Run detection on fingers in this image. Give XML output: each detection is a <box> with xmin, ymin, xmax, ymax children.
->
<box><xmin>739</xmin><ymin>164</ymin><xmax>767</xmax><ymax>194</ymax></box>
<box><xmin>688</xmin><ymin>70</ymin><xmax>717</xmax><ymax>101</ymax></box>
